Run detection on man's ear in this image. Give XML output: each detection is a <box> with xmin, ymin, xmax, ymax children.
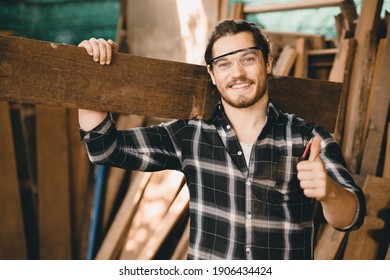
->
<box><xmin>266</xmin><ymin>53</ymin><xmax>273</xmax><ymax>74</ymax></box>
<box><xmin>207</xmin><ymin>65</ymin><xmax>216</xmax><ymax>85</ymax></box>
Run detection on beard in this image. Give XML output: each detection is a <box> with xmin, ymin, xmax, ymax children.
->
<box><xmin>219</xmin><ymin>78</ymin><xmax>267</xmax><ymax>109</ymax></box>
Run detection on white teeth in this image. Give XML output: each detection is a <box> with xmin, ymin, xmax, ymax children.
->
<box><xmin>231</xmin><ymin>83</ymin><xmax>250</xmax><ymax>89</ymax></box>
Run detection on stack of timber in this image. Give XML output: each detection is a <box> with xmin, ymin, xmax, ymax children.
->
<box><xmin>230</xmin><ymin>0</ymin><xmax>390</xmax><ymax>260</ymax></box>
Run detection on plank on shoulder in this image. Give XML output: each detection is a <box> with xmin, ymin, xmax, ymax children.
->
<box><xmin>0</xmin><ymin>35</ymin><xmax>341</xmax><ymax>132</ymax></box>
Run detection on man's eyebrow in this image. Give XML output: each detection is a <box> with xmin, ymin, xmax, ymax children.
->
<box><xmin>209</xmin><ymin>46</ymin><xmax>261</xmax><ymax>64</ymax></box>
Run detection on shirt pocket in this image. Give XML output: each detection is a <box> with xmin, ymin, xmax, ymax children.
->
<box><xmin>270</xmin><ymin>155</ymin><xmax>310</xmax><ymax>205</ymax></box>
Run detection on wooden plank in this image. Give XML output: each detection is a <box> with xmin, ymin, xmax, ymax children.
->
<box><xmin>268</xmin><ymin>31</ymin><xmax>325</xmax><ymax>51</ymax></box>
<box><xmin>36</xmin><ymin>106</ymin><xmax>72</xmax><ymax>259</ymax></box>
<box><xmin>119</xmin><ymin>170</ymin><xmax>185</xmax><ymax>259</ymax></box>
<box><xmin>268</xmin><ymin>76</ymin><xmax>342</xmax><ymax>133</ymax></box>
<box><xmin>218</xmin><ymin>0</ymin><xmax>229</xmax><ymax>20</ymax></box>
<box><xmin>9</xmin><ymin>103</ymin><xmax>39</xmax><ymax>259</ymax></box>
<box><xmin>0</xmin><ymin>35</ymin><xmax>341</xmax><ymax>132</ymax></box>
<box><xmin>230</xmin><ymin>2</ymin><xmax>245</xmax><ymax>20</ymax></box>
<box><xmin>314</xmin><ymin>224</ymin><xmax>346</xmax><ymax>259</ymax></box>
<box><xmin>95</xmin><ymin>171</ymin><xmax>152</xmax><ymax>260</ymax></box>
<box><xmin>294</xmin><ymin>37</ymin><xmax>308</xmax><ymax>78</ymax></box>
<box><xmin>273</xmin><ymin>45</ymin><xmax>297</xmax><ymax>76</ymax></box>
<box><xmin>0</xmin><ymin>34</ymin><xmax>214</xmax><ymax>120</ymax></box>
<box><xmin>384</xmin><ymin>123</ymin><xmax>390</xmax><ymax>179</ymax></box>
<box><xmin>341</xmin><ymin>0</ymin><xmax>383</xmax><ymax>173</ymax></box>
<box><xmin>329</xmin><ymin>39</ymin><xmax>356</xmax><ymax>143</ymax></box>
<box><xmin>0</xmin><ymin>102</ymin><xmax>27</xmax><ymax>259</ymax></box>
<box><xmin>360</xmin><ymin>34</ymin><xmax>389</xmax><ymax>176</ymax></box>
<box><xmin>137</xmin><ymin>185</ymin><xmax>189</xmax><ymax>260</ymax></box>
<box><xmin>344</xmin><ymin>176</ymin><xmax>390</xmax><ymax>259</ymax></box>
<box><xmin>67</xmin><ymin>108</ymin><xmax>93</xmax><ymax>259</ymax></box>
<box><xmin>244</xmin><ymin>0</ymin><xmax>351</xmax><ymax>14</ymax></box>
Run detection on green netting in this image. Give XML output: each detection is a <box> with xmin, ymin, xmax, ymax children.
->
<box><xmin>229</xmin><ymin>0</ymin><xmax>390</xmax><ymax>38</ymax></box>
<box><xmin>0</xmin><ymin>0</ymin><xmax>119</xmax><ymax>45</ymax></box>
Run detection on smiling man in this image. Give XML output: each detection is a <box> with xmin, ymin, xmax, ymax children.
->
<box><xmin>78</xmin><ymin>19</ymin><xmax>365</xmax><ymax>260</ymax></box>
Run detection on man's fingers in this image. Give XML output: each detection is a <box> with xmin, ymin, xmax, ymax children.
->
<box><xmin>308</xmin><ymin>136</ymin><xmax>321</xmax><ymax>161</ymax></box>
<box><xmin>78</xmin><ymin>39</ymin><xmax>93</xmax><ymax>56</ymax></box>
<box><xmin>88</xmin><ymin>38</ymin><xmax>101</xmax><ymax>62</ymax></box>
<box><xmin>78</xmin><ymin>38</ymin><xmax>117</xmax><ymax>65</ymax></box>
<box><xmin>97</xmin><ymin>38</ymin><xmax>110</xmax><ymax>65</ymax></box>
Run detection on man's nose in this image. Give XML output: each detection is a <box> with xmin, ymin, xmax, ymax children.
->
<box><xmin>230</xmin><ymin>60</ymin><xmax>246</xmax><ymax>77</ymax></box>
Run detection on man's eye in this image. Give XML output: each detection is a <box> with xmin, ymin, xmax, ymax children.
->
<box><xmin>243</xmin><ymin>56</ymin><xmax>256</xmax><ymax>63</ymax></box>
<box><xmin>217</xmin><ymin>62</ymin><xmax>230</xmax><ymax>69</ymax></box>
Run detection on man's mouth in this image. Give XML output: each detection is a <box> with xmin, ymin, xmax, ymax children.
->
<box><xmin>229</xmin><ymin>82</ymin><xmax>251</xmax><ymax>90</ymax></box>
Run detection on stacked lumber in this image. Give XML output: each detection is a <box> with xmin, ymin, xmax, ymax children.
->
<box><xmin>229</xmin><ymin>0</ymin><xmax>390</xmax><ymax>260</ymax></box>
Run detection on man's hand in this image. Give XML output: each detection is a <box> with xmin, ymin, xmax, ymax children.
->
<box><xmin>78</xmin><ymin>38</ymin><xmax>118</xmax><ymax>65</ymax></box>
<box><xmin>297</xmin><ymin>136</ymin><xmax>336</xmax><ymax>202</ymax></box>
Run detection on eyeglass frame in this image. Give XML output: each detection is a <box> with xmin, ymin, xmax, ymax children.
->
<box><xmin>207</xmin><ymin>46</ymin><xmax>263</xmax><ymax>72</ymax></box>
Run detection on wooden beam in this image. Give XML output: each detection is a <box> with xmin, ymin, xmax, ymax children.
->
<box><xmin>119</xmin><ymin>170</ymin><xmax>185</xmax><ymax>259</ymax></box>
<box><xmin>384</xmin><ymin>123</ymin><xmax>390</xmax><ymax>180</ymax></box>
<box><xmin>314</xmin><ymin>224</ymin><xmax>346</xmax><ymax>259</ymax></box>
<box><xmin>273</xmin><ymin>45</ymin><xmax>297</xmax><ymax>76</ymax></box>
<box><xmin>68</xmin><ymin>108</ymin><xmax>93</xmax><ymax>259</ymax></box>
<box><xmin>341</xmin><ymin>0</ymin><xmax>383</xmax><ymax>173</ymax></box>
<box><xmin>360</xmin><ymin>34</ymin><xmax>389</xmax><ymax>176</ymax></box>
<box><xmin>0</xmin><ymin>102</ymin><xmax>27</xmax><ymax>259</ymax></box>
<box><xmin>137</xmin><ymin>185</ymin><xmax>189</xmax><ymax>260</ymax></box>
<box><xmin>36</xmin><ymin>106</ymin><xmax>72</xmax><ymax>259</ymax></box>
<box><xmin>344</xmin><ymin>176</ymin><xmax>390</xmax><ymax>259</ymax></box>
<box><xmin>0</xmin><ymin>35</ymin><xmax>341</xmax><ymax>132</ymax></box>
<box><xmin>244</xmin><ymin>0</ymin><xmax>351</xmax><ymax>14</ymax></box>
<box><xmin>294</xmin><ymin>37</ymin><xmax>308</xmax><ymax>78</ymax></box>
<box><xmin>218</xmin><ymin>0</ymin><xmax>229</xmax><ymax>20</ymax></box>
<box><xmin>268</xmin><ymin>76</ymin><xmax>342</xmax><ymax>133</ymax></box>
<box><xmin>0</xmin><ymin>35</ymin><xmax>214</xmax><ymax>120</ymax></box>
<box><xmin>329</xmin><ymin>39</ymin><xmax>356</xmax><ymax>143</ymax></box>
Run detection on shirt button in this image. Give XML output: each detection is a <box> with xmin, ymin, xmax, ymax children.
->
<box><xmin>246</xmin><ymin>180</ymin><xmax>251</xmax><ymax>186</ymax></box>
<box><xmin>246</xmin><ymin>247</ymin><xmax>251</xmax><ymax>254</ymax></box>
<box><xmin>247</xmin><ymin>213</ymin><xmax>252</xmax><ymax>219</ymax></box>
<box><xmin>226</xmin><ymin>125</ymin><xmax>231</xmax><ymax>130</ymax></box>
<box><xmin>237</xmin><ymin>151</ymin><xmax>242</xmax><ymax>156</ymax></box>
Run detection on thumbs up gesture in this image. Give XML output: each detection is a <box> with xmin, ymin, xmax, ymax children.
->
<box><xmin>297</xmin><ymin>136</ymin><xmax>332</xmax><ymax>201</ymax></box>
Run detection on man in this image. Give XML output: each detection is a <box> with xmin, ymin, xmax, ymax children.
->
<box><xmin>78</xmin><ymin>19</ymin><xmax>365</xmax><ymax>259</ymax></box>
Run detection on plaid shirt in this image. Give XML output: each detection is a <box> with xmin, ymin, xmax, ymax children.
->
<box><xmin>81</xmin><ymin>101</ymin><xmax>365</xmax><ymax>260</ymax></box>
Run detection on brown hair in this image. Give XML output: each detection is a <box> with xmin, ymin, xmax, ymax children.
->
<box><xmin>204</xmin><ymin>19</ymin><xmax>270</xmax><ymax>67</ymax></box>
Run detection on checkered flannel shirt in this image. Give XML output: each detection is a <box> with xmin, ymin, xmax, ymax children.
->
<box><xmin>80</xmin><ymin>100</ymin><xmax>365</xmax><ymax>260</ymax></box>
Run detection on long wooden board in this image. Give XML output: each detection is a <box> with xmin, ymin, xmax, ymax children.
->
<box><xmin>0</xmin><ymin>102</ymin><xmax>27</xmax><ymax>259</ymax></box>
<box><xmin>0</xmin><ymin>35</ymin><xmax>341</xmax><ymax>132</ymax></box>
<box><xmin>36</xmin><ymin>106</ymin><xmax>72</xmax><ymax>259</ymax></box>
<box><xmin>243</xmin><ymin>0</ymin><xmax>355</xmax><ymax>15</ymax></box>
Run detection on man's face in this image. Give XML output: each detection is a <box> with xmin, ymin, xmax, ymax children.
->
<box><xmin>207</xmin><ymin>32</ymin><xmax>271</xmax><ymax>109</ymax></box>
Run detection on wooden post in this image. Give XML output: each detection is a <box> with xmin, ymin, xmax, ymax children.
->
<box><xmin>341</xmin><ymin>0</ymin><xmax>383</xmax><ymax>173</ymax></box>
<box><xmin>0</xmin><ymin>102</ymin><xmax>27</xmax><ymax>259</ymax></box>
<box><xmin>360</xmin><ymin>27</ymin><xmax>389</xmax><ymax>176</ymax></box>
<box><xmin>344</xmin><ymin>176</ymin><xmax>390</xmax><ymax>259</ymax></box>
<box><xmin>36</xmin><ymin>106</ymin><xmax>72</xmax><ymax>259</ymax></box>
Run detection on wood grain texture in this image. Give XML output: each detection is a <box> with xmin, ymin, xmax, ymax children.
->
<box><xmin>344</xmin><ymin>176</ymin><xmax>390</xmax><ymax>259</ymax></box>
<box><xmin>0</xmin><ymin>35</ymin><xmax>341</xmax><ymax>132</ymax></box>
<box><xmin>36</xmin><ymin>106</ymin><xmax>72</xmax><ymax>259</ymax></box>
<box><xmin>0</xmin><ymin>102</ymin><xmax>27</xmax><ymax>259</ymax></box>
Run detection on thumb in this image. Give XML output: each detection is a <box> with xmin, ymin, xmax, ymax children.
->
<box><xmin>308</xmin><ymin>136</ymin><xmax>321</xmax><ymax>161</ymax></box>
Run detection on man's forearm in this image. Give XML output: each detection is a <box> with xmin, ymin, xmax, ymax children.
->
<box><xmin>78</xmin><ymin>109</ymin><xmax>107</xmax><ymax>131</ymax></box>
<box><xmin>321</xmin><ymin>178</ymin><xmax>358</xmax><ymax>230</ymax></box>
